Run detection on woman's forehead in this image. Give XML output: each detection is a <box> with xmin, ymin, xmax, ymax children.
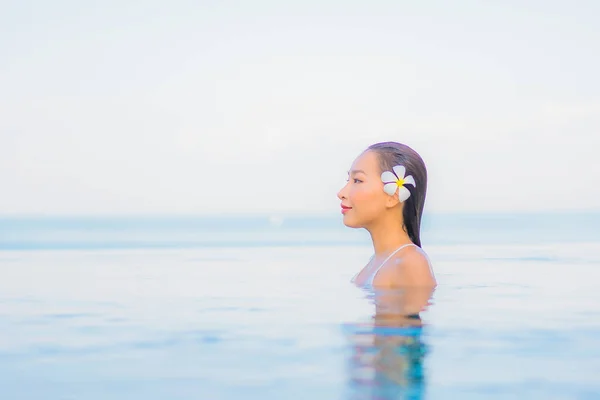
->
<box><xmin>351</xmin><ymin>151</ymin><xmax>379</xmax><ymax>174</ymax></box>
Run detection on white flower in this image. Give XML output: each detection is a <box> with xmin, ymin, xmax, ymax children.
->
<box><xmin>381</xmin><ymin>165</ymin><xmax>416</xmax><ymax>202</ymax></box>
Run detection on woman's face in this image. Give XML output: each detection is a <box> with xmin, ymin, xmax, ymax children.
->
<box><xmin>337</xmin><ymin>150</ymin><xmax>389</xmax><ymax>228</ymax></box>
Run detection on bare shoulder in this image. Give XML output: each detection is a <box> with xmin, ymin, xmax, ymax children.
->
<box><xmin>400</xmin><ymin>246</ymin><xmax>436</xmax><ymax>285</ymax></box>
<box><xmin>375</xmin><ymin>246</ymin><xmax>436</xmax><ymax>288</ymax></box>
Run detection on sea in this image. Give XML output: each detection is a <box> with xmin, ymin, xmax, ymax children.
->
<box><xmin>1</xmin><ymin>212</ymin><xmax>599</xmax><ymax>400</ymax></box>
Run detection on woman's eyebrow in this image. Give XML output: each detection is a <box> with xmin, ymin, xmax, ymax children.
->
<box><xmin>348</xmin><ymin>169</ymin><xmax>366</xmax><ymax>175</ymax></box>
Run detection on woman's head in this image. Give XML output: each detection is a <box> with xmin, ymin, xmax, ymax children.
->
<box><xmin>337</xmin><ymin>142</ymin><xmax>428</xmax><ymax>247</ymax></box>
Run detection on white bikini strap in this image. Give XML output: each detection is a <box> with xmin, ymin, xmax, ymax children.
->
<box><xmin>366</xmin><ymin>243</ymin><xmax>416</xmax><ymax>285</ymax></box>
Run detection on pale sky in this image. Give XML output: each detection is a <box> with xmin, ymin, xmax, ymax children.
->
<box><xmin>1</xmin><ymin>0</ymin><xmax>599</xmax><ymax>215</ymax></box>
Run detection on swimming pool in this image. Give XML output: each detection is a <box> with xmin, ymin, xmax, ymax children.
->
<box><xmin>0</xmin><ymin>215</ymin><xmax>599</xmax><ymax>399</ymax></box>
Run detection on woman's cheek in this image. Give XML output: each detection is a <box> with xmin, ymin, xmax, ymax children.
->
<box><xmin>351</xmin><ymin>187</ymin><xmax>364</xmax><ymax>202</ymax></box>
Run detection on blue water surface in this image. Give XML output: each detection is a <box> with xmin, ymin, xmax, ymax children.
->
<box><xmin>0</xmin><ymin>212</ymin><xmax>599</xmax><ymax>399</ymax></box>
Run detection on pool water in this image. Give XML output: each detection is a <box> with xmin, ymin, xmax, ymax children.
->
<box><xmin>1</xmin><ymin>215</ymin><xmax>599</xmax><ymax>399</ymax></box>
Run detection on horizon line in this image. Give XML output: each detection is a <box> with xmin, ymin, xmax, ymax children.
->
<box><xmin>0</xmin><ymin>209</ymin><xmax>599</xmax><ymax>219</ymax></box>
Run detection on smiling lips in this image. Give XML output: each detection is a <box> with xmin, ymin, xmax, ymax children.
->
<box><xmin>341</xmin><ymin>204</ymin><xmax>352</xmax><ymax>214</ymax></box>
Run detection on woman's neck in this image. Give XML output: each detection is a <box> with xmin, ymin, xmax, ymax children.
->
<box><xmin>367</xmin><ymin>216</ymin><xmax>413</xmax><ymax>257</ymax></box>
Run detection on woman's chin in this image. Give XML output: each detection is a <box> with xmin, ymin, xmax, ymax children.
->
<box><xmin>342</xmin><ymin>215</ymin><xmax>360</xmax><ymax>228</ymax></box>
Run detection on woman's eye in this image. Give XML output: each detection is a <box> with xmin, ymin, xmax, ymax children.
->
<box><xmin>353</xmin><ymin>178</ymin><xmax>362</xmax><ymax>183</ymax></box>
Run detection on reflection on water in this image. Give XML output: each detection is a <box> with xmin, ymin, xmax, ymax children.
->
<box><xmin>343</xmin><ymin>286</ymin><xmax>435</xmax><ymax>400</ymax></box>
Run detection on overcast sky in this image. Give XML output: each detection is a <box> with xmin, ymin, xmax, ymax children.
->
<box><xmin>1</xmin><ymin>0</ymin><xmax>599</xmax><ymax>215</ymax></box>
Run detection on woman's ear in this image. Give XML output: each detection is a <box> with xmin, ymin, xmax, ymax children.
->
<box><xmin>385</xmin><ymin>193</ymin><xmax>401</xmax><ymax>209</ymax></box>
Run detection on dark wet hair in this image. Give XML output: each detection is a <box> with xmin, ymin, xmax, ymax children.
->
<box><xmin>367</xmin><ymin>142</ymin><xmax>428</xmax><ymax>247</ymax></box>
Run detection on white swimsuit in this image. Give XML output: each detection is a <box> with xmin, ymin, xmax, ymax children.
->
<box><xmin>351</xmin><ymin>243</ymin><xmax>418</xmax><ymax>288</ymax></box>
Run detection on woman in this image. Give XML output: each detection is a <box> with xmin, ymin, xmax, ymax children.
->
<box><xmin>339</xmin><ymin>142</ymin><xmax>436</xmax><ymax>398</ymax></box>
<box><xmin>337</xmin><ymin>141</ymin><xmax>436</xmax><ymax>289</ymax></box>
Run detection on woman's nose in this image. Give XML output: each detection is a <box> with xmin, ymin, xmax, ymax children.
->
<box><xmin>337</xmin><ymin>184</ymin><xmax>347</xmax><ymax>200</ymax></box>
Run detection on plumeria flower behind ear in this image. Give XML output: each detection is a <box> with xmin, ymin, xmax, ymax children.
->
<box><xmin>381</xmin><ymin>165</ymin><xmax>416</xmax><ymax>202</ymax></box>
